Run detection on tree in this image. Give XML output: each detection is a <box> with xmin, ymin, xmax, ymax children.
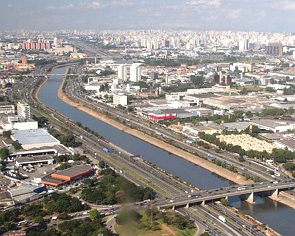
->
<box><xmin>98</xmin><ymin>161</ymin><xmax>106</xmax><ymax>169</ymax></box>
<box><xmin>12</xmin><ymin>141</ymin><xmax>22</xmax><ymax>150</ymax></box>
<box><xmin>220</xmin><ymin>198</ymin><xmax>230</xmax><ymax>206</ymax></box>
<box><xmin>33</xmin><ymin>216</ymin><xmax>44</xmax><ymax>225</ymax></box>
<box><xmin>0</xmin><ymin>148</ymin><xmax>9</xmax><ymax>160</ymax></box>
<box><xmin>190</xmin><ymin>75</ymin><xmax>204</xmax><ymax>88</ymax></box>
<box><xmin>89</xmin><ymin>209</ymin><xmax>101</xmax><ymax>222</ymax></box>
<box><xmin>2</xmin><ymin>131</ymin><xmax>11</xmax><ymax>139</ymax></box>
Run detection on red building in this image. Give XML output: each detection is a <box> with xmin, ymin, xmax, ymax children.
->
<box><xmin>42</xmin><ymin>165</ymin><xmax>93</xmax><ymax>187</ymax></box>
<box><xmin>21</xmin><ymin>56</ymin><xmax>27</xmax><ymax>65</ymax></box>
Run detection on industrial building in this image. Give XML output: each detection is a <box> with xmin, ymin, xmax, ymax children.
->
<box><xmin>11</xmin><ymin>129</ymin><xmax>60</xmax><ymax>150</ymax></box>
<box><xmin>15</xmin><ymin>155</ymin><xmax>54</xmax><ymax>167</ymax></box>
<box><xmin>250</xmin><ymin>119</ymin><xmax>295</xmax><ymax>133</ymax></box>
<box><xmin>41</xmin><ymin>165</ymin><xmax>93</xmax><ymax>187</ymax></box>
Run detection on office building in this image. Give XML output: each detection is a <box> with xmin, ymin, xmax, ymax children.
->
<box><xmin>130</xmin><ymin>63</ymin><xmax>141</xmax><ymax>82</ymax></box>
<box><xmin>17</xmin><ymin>102</ymin><xmax>30</xmax><ymax>119</ymax></box>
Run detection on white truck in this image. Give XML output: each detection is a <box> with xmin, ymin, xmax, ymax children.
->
<box><xmin>218</xmin><ymin>215</ymin><xmax>226</xmax><ymax>223</ymax></box>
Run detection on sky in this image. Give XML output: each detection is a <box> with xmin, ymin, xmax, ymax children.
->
<box><xmin>1</xmin><ymin>0</ymin><xmax>295</xmax><ymax>32</ymax></box>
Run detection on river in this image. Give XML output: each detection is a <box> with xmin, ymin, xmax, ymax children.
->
<box><xmin>38</xmin><ymin>66</ymin><xmax>295</xmax><ymax>235</ymax></box>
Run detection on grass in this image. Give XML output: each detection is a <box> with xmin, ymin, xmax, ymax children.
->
<box><xmin>115</xmin><ymin>222</ymin><xmax>196</xmax><ymax>236</ymax></box>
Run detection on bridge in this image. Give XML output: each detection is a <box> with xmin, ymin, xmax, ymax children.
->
<box><xmin>155</xmin><ymin>180</ymin><xmax>295</xmax><ymax>209</ymax></box>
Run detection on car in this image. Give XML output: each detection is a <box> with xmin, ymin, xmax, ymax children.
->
<box><xmin>169</xmin><ymin>199</ymin><xmax>174</xmax><ymax>203</ymax></box>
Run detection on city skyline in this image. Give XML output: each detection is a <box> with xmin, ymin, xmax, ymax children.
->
<box><xmin>1</xmin><ymin>0</ymin><xmax>295</xmax><ymax>32</ymax></box>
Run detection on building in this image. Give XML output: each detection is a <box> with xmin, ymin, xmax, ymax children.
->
<box><xmin>21</xmin><ymin>56</ymin><xmax>27</xmax><ymax>65</ymax></box>
<box><xmin>15</xmin><ymin>155</ymin><xmax>54</xmax><ymax>167</ymax></box>
<box><xmin>267</xmin><ymin>42</ymin><xmax>283</xmax><ymax>56</ymax></box>
<box><xmin>17</xmin><ymin>102</ymin><xmax>30</xmax><ymax>119</ymax></box>
<box><xmin>0</xmin><ymin>104</ymin><xmax>15</xmax><ymax>115</ymax></box>
<box><xmin>250</xmin><ymin>119</ymin><xmax>295</xmax><ymax>133</ymax></box>
<box><xmin>113</xmin><ymin>94</ymin><xmax>128</xmax><ymax>106</ymax></box>
<box><xmin>130</xmin><ymin>63</ymin><xmax>141</xmax><ymax>82</ymax></box>
<box><xmin>0</xmin><ymin>115</ymin><xmax>38</xmax><ymax>131</ymax></box>
<box><xmin>238</xmin><ymin>39</ymin><xmax>249</xmax><ymax>52</ymax></box>
<box><xmin>41</xmin><ymin>165</ymin><xmax>93</xmax><ymax>187</ymax></box>
<box><xmin>229</xmin><ymin>63</ymin><xmax>253</xmax><ymax>73</ymax></box>
<box><xmin>117</xmin><ymin>64</ymin><xmax>128</xmax><ymax>81</ymax></box>
<box><xmin>11</xmin><ymin>129</ymin><xmax>60</xmax><ymax>150</ymax></box>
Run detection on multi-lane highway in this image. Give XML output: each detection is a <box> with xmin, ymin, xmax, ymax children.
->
<box><xmin>17</xmin><ymin>66</ymin><xmax>243</xmax><ymax>235</ymax></box>
<box><xmin>14</xmin><ymin>60</ymin><xmax>278</xmax><ymax>235</ymax></box>
<box><xmin>155</xmin><ymin>180</ymin><xmax>295</xmax><ymax>209</ymax></box>
<box><xmin>65</xmin><ymin>73</ymin><xmax>289</xmax><ymax>184</ymax></box>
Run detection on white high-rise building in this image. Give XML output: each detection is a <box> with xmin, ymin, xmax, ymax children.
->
<box><xmin>130</xmin><ymin>63</ymin><xmax>141</xmax><ymax>82</ymax></box>
<box><xmin>238</xmin><ymin>39</ymin><xmax>249</xmax><ymax>52</ymax></box>
<box><xmin>117</xmin><ymin>65</ymin><xmax>128</xmax><ymax>81</ymax></box>
<box><xmin>17</xmin><ymin>102</ymin><xmax>31</xmax><ymax>120</ymax></box>
<box><xmin>53</xmin><ymin>37</ymin><xmax>59</xmax><ymax>47</ymax></box>
<box><xmin>113</xmin><ymin>94</ymin><xmax>128</xmax><ymax>106</ymax></box>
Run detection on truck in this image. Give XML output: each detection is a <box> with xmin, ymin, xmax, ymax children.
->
<box><xmin>218</xmin><ymin>215</ymin><xmax>226</xmax><ymax>223</ymax></box>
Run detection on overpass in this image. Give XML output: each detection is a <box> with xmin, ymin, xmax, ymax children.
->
<box><xmin>156</xmin><ymin>180</ymin><xmax>295</xmax><ymax>209</ymax></box>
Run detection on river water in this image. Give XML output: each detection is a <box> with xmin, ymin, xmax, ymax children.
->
<box><xmin>38</xmin><ymin>67</ymin><xmax>295</xmax><ymax>235</ymax></box>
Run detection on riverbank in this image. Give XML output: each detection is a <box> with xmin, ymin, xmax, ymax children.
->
<box><xmin>56</xmin><ymin>71</ymin><xmax>295</xmax><ymax>211</ymax></box>
<box><xmin>57</xmin><ymin>75</ymin><xmax>251</xmax><ymax>186</ymax></box>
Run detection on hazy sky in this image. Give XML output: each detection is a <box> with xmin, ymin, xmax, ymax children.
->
<box><xmin>1</xmin><ymin>0</ymin><xmax>295</xmax><ymax>32</ymax></box>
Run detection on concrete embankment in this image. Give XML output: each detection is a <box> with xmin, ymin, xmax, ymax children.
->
<box><xmin>57</xmin><ymin>72</ymin><xmax>251</xmax><ymax>186</ymax></box>
<box><xmin>33</xmin><ymin>65</ymin><xmax>295</xmax><ymax>210</ymax></box>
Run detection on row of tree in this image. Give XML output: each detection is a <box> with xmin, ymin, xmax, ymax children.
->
<box><xmin>81</xmin><ymin>168</ymin><xmax>155</xmax><ymax>205</ymax></box>
<box><xmin>116</xmin><ymin>207</ymin><xmax>195</xmax><ymax>232</ymax></box>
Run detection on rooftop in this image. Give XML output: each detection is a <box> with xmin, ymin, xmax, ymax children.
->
<box><xmin>54</xmin><ymin>165</ymin><xmax>92</xmax><ymax>178</ymax></box>
<box><xmin>16</xmin><ymin>155</ymin><xmax>54</xmax><ymax>164</ymax></box>
<box><xmin>11</xmin><ymin>129</ymin><xmax>60</xmax><ymax>146</ymax></box>
<box><xmin>251</xmin><ymin>119</ymin><xmax>295</xmax><ymax>129</ymax></box>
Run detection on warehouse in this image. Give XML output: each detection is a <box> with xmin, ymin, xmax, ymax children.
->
<box><xmin>15</xmin><ymin>155</ymin><xmax>54</xmax><ymax>167</ymax></box>
<box><xmin>11</xmin><ymin>129</ymin><xmax>60</xmax><ymax>150</ymax></box>
<box><xmin>250</xmin><ymin>119</ymin><xmax>295</xmax><ymax>133</ymax></box>
<box><xmin>41</xmin><ymin>165</ymin><xmax>93</xmax><ymax>187</ymax></box>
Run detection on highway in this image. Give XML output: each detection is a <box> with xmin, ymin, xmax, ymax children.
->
<box><xmin>12</xmin><ymin>59</ymin><xmax>276</xmax><ymax>235</ymax></box>
<box><xmin>16</xmin><ymin>66</ymin><xmax>240</xmax><ymax>236</ymax></box>
<box><xmin>64</xmin><ymin>74</ymin><xmax>290</xmax><ymax>184</ymax></box>
<box><xmin>155</xmin><ymin>180</ymin><xmax>295</xmax><ymax>209</ymax></box>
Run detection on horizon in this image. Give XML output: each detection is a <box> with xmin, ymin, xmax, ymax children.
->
<box><xmin>1</xmin><ymin>0</ymin><xmax>295</xmax><ymax>32</ymax></box>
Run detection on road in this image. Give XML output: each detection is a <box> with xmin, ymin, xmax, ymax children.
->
<box><xmin>66</xmin><ymin>74</ymin><xmax>289</xmax><ymax>184</ymax></box>
<box><xmin>14</xmin><ymin>61</ymin><xmax>273</xmax><ymax>235</ymax></box>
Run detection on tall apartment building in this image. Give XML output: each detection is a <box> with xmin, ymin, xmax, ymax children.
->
<box><xmin>130</xmin><ymin>63</ymin><xmax>141</xmax><ymax>82</ymax></box>
<box><xmin>117</xmin><ymin>64</ymin><xmax>128</xmax><ymax>81</ymax></box>
<box><xmin>17</xmin><ymin>102</ymin><xmax>31</xmax><ymax>120</ymax></box>
<box><xmin>238</xmin><ymin>39</ymin><xmax>249</xmax><ymax>51</ymax></box>
<box><xmin>267</xmin><ymin>42</ymin><xmax>283</xmax><ymax>56</ymax></box>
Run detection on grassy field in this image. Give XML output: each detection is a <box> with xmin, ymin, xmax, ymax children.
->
<box><xmin>115</xmin><ymin>223</ymin><xmax>196</xmax><ymax>236</ymax></box>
